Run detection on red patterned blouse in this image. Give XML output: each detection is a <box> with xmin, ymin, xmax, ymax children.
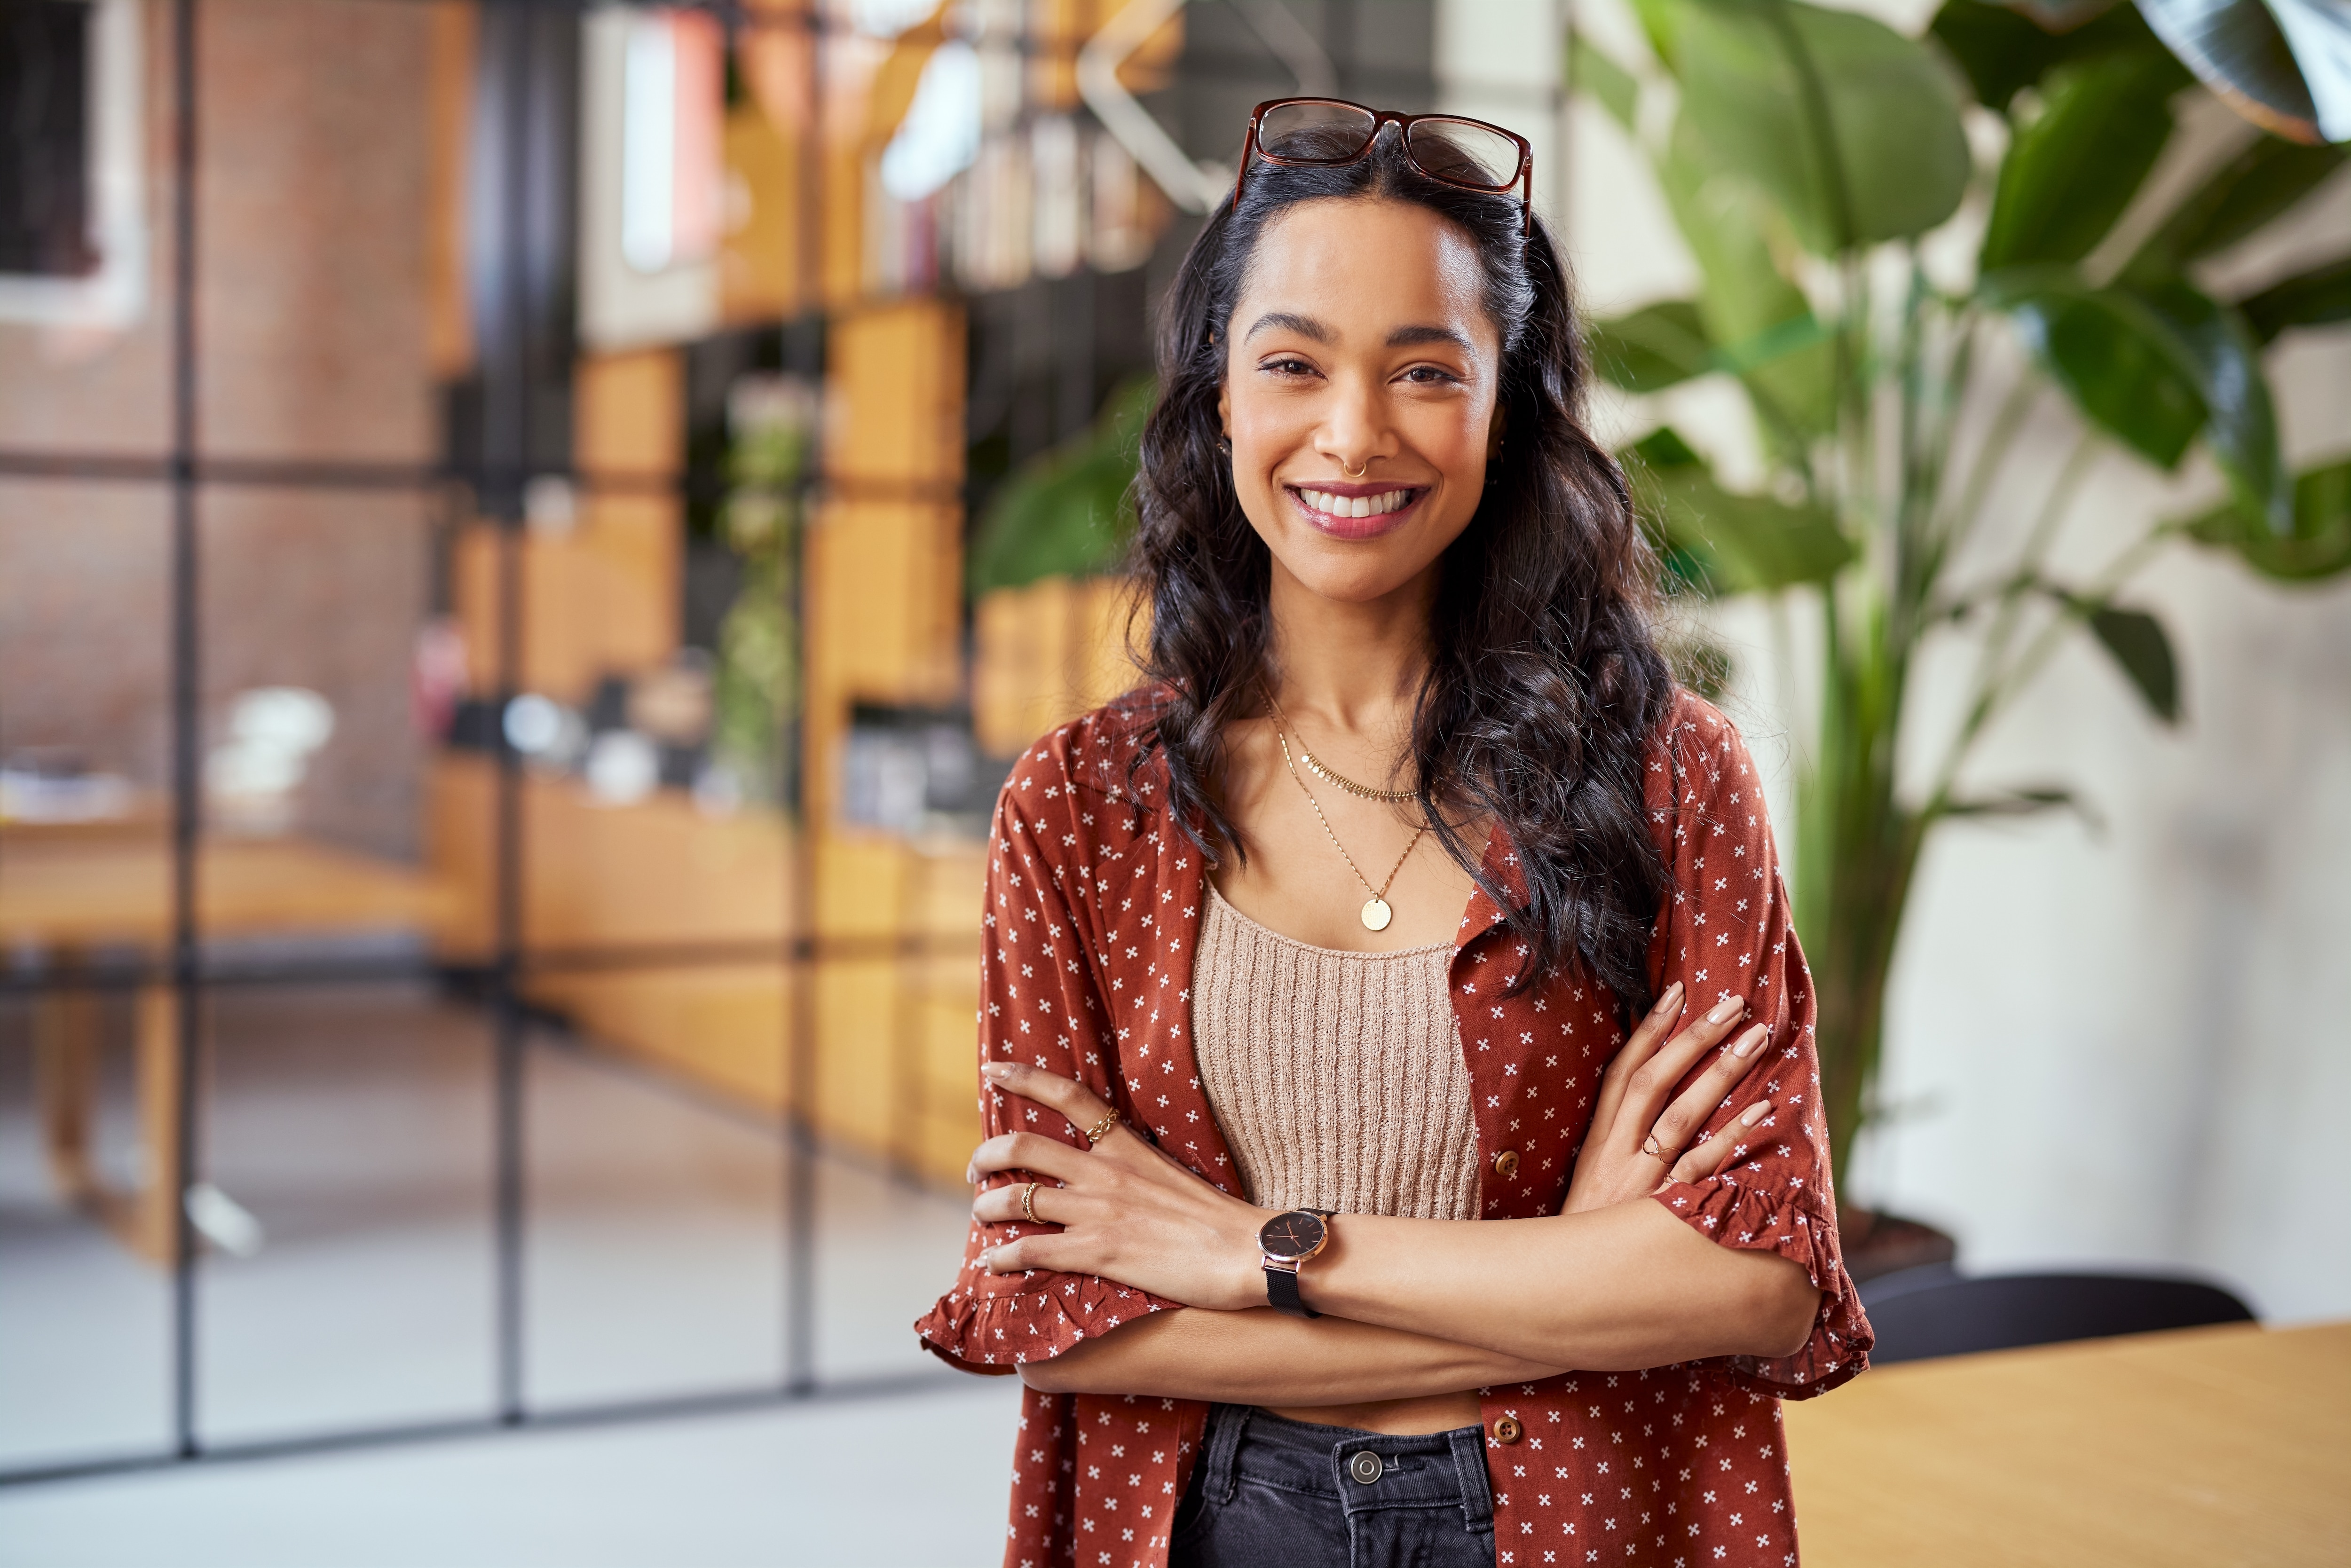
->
<box><xmin>916</xmin><ymin>686</ymin><xmax>1871</xmax><ymax>1568</ymax></box>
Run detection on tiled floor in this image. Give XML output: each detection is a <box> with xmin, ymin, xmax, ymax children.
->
<box><xmin>0</xmin><ymin>982</ymin><xmax>1013</xmax><ymax>1565</ymax></box>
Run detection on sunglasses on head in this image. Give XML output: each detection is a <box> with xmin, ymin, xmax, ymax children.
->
<box><xmin>1231</xmin><ymin>97</ymin><xmax>1534</xmax><ymax>236</ymax></box>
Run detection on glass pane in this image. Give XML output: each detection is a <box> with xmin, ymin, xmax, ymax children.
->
<box><xmin>0</xmin><ymin>478</ymin><xmax>174</xmax><ymax>1468</ymax></box>
<box><xmin>1406</xmin><ymin>118</ymin><xmax>1523</xmax><ymax>189</ymax></box>
<box><xmin>522</xmin><ymin>996</ymin><xmax>787</xmax><ymax>1407</ymax></box>
<box><xmin>1258</xmin><ymin>100</ymin><xmax>1379</xmax><ymax>161</ymax></box>
<box><xmin>196</xmin><ymin>982</ymin><xmax>496</xmax><ymax>1442</ymax></box>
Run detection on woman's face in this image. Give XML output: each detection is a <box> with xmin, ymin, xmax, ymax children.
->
<box><xmin>1217</xmin><ymin>197</ymin><xmax>1504</xmax><ymax>607</ymax></box>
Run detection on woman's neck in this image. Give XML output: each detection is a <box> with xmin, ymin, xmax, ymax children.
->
<box><xmin>1263</xmin><ymin>557</ymin><xmax>1435</xmax><ymax>738</ymax></box>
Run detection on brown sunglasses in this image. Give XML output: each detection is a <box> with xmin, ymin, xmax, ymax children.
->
<box><xmin>1231</xmin><ymin>97</ymin><xmax>1535</xmax><ymax>236</ymax></box>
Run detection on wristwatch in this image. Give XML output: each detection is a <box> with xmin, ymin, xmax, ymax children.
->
<box><xmin>1257</xmin><ymin>1208</ymin><xmax>1335</xmax><ymax>1319</ymax></box>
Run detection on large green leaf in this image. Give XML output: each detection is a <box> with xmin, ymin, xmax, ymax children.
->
<box><xmin>2130</xmin><ymin>138</ymin><xmax>2345</xmax><ymax>271</ymax></box>
<box><xmin>1623</xmin><ymin>426</ymin><xmax>1853</xmax><ymax>593</ymax></box>
<box><xmin>1587</xmin><ymin>301</ymin><xmax>1714</xmax><ymax>393</ymax></box>
<box><xmin>1988</xmin><ymin>268</ymin><xmax>2290</xmax><ymax>530</ymax></box>
<box><xmin>2237</xmin><ymin>256</ymin><xmax>2351</xmax><ymax>344</ymax></box>
<box><xmin>1979</xmin><ymin>50</ymin><xmax>2188</xmax><ymax>271</ymax></box>
<box><xmin>969</xmin><ymin>379</ymin><xmax>1153</xmax><ymax>594</ymax></box>
<box><xmin>2138</xmin><ymin>0</ymin><xmax>2331</xmax><ymax>144</ymax></box>
<box><xmin>2086</xmin><ymin>604</ymin><xmax>2181</xmax><ymax>723</ymax></box>
<box><xmin>1655</xmin><ymin>118</ymin><xmax>1835</xmax><ymax>450</ymax></box>
<box><xmin>1927</xmin><ymin>0</ymin><xmax>2160</xmax><ymax>111</ymax></box>
<box><xmin>1984</xmin><ymin>268</ymin><xmax>2207</xmax><ymax>467</ymax></box>
<box><xmin>1674</xmin><ymin>0</ymin><xmax>1972</xmax><ymax>254</ymax></box>
<box><xmin>2129</xmin><ymin>279</ymin><xmax>2291</xmax><ymax>533</ymax></box>
<box><xmin>2186</xmin><ymin>457</ymin><xmax>2351</xmax><ymax>581</ymax></box>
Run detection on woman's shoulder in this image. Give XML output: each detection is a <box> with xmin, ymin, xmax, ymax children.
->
<box><xmin>996</xmin><ymin>683</ymin><xmax>1178</xmax><ymax>820</ymax></box>
<box><xmin>1651</xmin><ymin>686</ymin><xmax>1758</xmax><ymax>775</ymax></box>
<box><xmin>1642</xmin><ymin>686</ymin><xmax>1770</xmax><ymax>823</ymax></box>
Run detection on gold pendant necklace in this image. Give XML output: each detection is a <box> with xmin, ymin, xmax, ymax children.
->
<box><xmin>1272</xmin><ymin>724</ymin><xmax>1426</xmax><ymax>931</ymax></box>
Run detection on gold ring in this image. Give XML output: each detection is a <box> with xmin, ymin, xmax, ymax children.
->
<box><xmin>1083</xmin><ymin>1111</ymin><xmax>1120</xmax><ymax>1147</ymax></box>
<box><xmin>1020</xmin><ymin>1181</ymin><xmax>1041</xmax><ymax>1224</ymax></box>
<box><xmin>1641</xmin><ymin>1135</ymin><xmax>1673</xmax><ymax>1163</ymax></box>
<box><xmin>1341</xmin><ymin>457</ymin><xmax>1368</xmax><ymax>479</ymax></box>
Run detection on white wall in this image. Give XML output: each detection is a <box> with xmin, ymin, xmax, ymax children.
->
<box><xmin>1554</xmin><ymin>0</ymin><xmax>2351</xmax><ymax>1322</ymax></box>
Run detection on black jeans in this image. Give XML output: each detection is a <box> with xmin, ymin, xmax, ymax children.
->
<box><xmin>1169</xmin><ymin>1405</ymin><xmax>1496</xmax><ymax>1568</ymax></box>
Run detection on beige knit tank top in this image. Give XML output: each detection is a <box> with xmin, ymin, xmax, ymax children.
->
<box><xmin>1190</xmin><ymin>885</ymin><xmax>1480</xmax><ymax>1221</ymax></box>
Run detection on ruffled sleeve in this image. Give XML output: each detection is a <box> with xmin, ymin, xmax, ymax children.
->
<box><xmin>1642</xmin><ymin>694</ymin><xmax>1872</xmax><ymax>1397</ymax></box>
<box><xmin>914</xmin><ymin>735</ymin><xmax>1184</xmax><ymax>1372</ymax></box>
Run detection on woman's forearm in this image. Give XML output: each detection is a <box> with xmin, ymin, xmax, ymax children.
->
<box><xmin>1018</xmin><ymin>1306</ymin><xmax>1563</xmax><ymax>1403</ymax></box>
<box><xmin>1303</xmin><ymin>1198</ymin><xmax>1820</xmax><ymax>1369</ymax></box>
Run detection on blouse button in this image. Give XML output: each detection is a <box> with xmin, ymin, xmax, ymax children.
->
<box><xmin>1492</xmin><ymin>1149</ymin><xmax>1520</xmax><ymax>1179</ymax></box>
<box><xmin>1491</xmin><ymin>1416</ymin><xmax>1523</xmax><ymax>1445</ymax></box>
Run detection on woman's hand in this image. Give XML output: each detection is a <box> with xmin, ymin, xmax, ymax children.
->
<box><xmin>969</xmin><ymin>1062</ymin><xmax>1270</xmax><ymax>1311</ymax></box>
<box><xmin>1563</xmin><ymin>982</ymin><xmax>1775</xmax><ymax>1215</ymax></box>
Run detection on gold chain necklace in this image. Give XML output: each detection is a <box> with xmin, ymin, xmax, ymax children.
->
<box><xmin>1264</xmin><ymin>693</ymin><xmax>1419</xmax><ymax>802</ymax></box>
<box><xmin>1300</xmin><ymin>746</ymin><xmax>1417</xmax><ymax>803</ymax></box>
<box><xmin>1272</xmin><ymin>724</ymin><xmax>1427</xmax><ymax>932</ymax></box>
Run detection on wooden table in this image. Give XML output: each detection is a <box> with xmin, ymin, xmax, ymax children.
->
<box><xmin>1784</xmin><ymin>1319</ymin><xmax>2350</xmax><ymax>1566</ymax></box>
<box><xmin>0</xmin><ymin>828</ymin><xmax>457</xmax><ymax>1262</ymax></box>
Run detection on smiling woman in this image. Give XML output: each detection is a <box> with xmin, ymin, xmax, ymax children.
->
<box><xmin>916</xmin><ymin>100</ymin><xmax>1871</xmax><ymax>1568</ymax></box>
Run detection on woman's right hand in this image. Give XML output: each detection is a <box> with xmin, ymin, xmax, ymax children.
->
<box><xmin>1562</xmin><ymin>982</ymin><xmax>1775</xmax><ymax>1215</ymax></box>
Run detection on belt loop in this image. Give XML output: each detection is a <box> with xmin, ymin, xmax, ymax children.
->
<box><xmin>1201</xmin><ymin>1403</ymin><xmax>1249</xmax><ymax>1505</ymax></box>
<box><xmin>1449</xmin><ymin>1425</ymin><xmax>1495</xmax><ymax>1532</ymax></box>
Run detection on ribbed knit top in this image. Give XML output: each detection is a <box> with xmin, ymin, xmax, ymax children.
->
<box><xmin>1190</xmin><ymin>885</ymin><xmax>1480</xmax><ymax>1222</ymax></box>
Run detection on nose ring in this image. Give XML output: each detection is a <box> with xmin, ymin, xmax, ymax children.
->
<box><xmin>1341</xmin><ymin>457</ymin><xmax>1367</xmax><ymax>479</ymax></box>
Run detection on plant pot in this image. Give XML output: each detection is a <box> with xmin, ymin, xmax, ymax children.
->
<box><xmin>1837</xmin><ymin>1206</ymin><xmax>1957</xmax><ymax>1285</ymax></box>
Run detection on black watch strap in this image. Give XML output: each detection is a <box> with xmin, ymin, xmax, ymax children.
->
<box><xmin>1262</xmin><ymin>1208</ymin><xmax>1334</xmax><ymax>1320</ymax></box>
<box><xmin>1265</xmin><ymin>1265</ymin><xmax>1320</xmax><ymax>1319</ymax></box>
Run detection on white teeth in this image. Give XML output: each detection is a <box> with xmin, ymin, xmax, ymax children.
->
<box><xmin>1298</xmin><ymin>489</ymin><xmax>1411</xmax><ymax>519</ymax></box>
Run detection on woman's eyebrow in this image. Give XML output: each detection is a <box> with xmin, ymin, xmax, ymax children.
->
<box><xmin>1387</xmin><ymin>323</ymin><xmax>1473</xmax><ymax>352</ymax></box>
<box><xmin>1243</xmin><ymin>311</ymin><xmax>1332</xmax><ymax>344</ymax></box>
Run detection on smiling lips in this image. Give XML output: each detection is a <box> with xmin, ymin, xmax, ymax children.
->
<box><xmin>1287</xmin><ymin>482</ymin><xmax>1427</xmax><ymax>539</ymax></box>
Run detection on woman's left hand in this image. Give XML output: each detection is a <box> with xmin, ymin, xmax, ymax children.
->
<box><xmin>969</xmin><ymin>1061</ymin><xmax>1270</xmax><ymax>1311</ymax></box>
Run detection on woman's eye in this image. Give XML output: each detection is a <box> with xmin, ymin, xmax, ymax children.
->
<box><xmin>1401</xmin><ymin>364</ymin><xmax>1462</xmax><ymax>386</ymax></box>
<box><xmin>1260</xmin><ymin>356</ymin><xmax>1318</xmax><ymax>378</ymax></box>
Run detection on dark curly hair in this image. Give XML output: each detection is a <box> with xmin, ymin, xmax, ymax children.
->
<box><xmin>1125</xmin><ymin>123</ymin><xmax>1675</xmax><ymax>1009</ymax></box>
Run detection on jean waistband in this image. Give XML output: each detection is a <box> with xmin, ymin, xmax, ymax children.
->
<box><xmin>1195</xmin><ymin>1405</ymin><xmax>1493</xmax><ymax>1529</ymax></box>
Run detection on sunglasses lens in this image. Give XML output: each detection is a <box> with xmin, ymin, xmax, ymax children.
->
<box><xmin>1257</xmin><ymin>100</ymin><xmax>1379</xmax><ymax>162</ymax></box>
<box><xmin>1404</xmin><ymin>118</ymin><xmax>1523</xmax><ymax>190</ymax></box>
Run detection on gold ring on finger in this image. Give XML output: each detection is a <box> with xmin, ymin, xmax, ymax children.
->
<box><xmin>1641</xmin><ymin>1135</ymin><xmax>1673</xmax><ymax>1163</ymax></box>
<box><xmin>1020</xmin><ymin>1181</ymin><xmax>1041</xmax><ymax>1224</ymax></box>
<box><xmin>1082</xmin><ymin>1111</ymin><xmax>1120</xmax><ymax>1147</ymax></box>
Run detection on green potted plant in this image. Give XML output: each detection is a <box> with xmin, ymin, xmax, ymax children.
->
<box><xmin>1569</xmin><ymin>0</ymin><xmax>2350</xmax><ymax>1260</ymax></box>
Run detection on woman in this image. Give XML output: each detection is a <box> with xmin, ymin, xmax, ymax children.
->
<box><xmin>918</xmin><ymin>99</ymin><xmax>1870</xmax><ymax>1568</ymax></box>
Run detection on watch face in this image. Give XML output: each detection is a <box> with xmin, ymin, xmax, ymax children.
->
<box><xmin>1258</xmin><ymin>1210</ymin><xmax>1327</xmax><ymax>1262</ymax></box>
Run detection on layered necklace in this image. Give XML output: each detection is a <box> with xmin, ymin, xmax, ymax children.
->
<box><xmin>1264</xmin><ymin>694</ymin><xmax>1426</xmax><ymax>932</ymax></box>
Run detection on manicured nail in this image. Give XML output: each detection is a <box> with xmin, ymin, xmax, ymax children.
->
<box><xmin>965</xmin><ymin>1164</ymin><xmax>977</xmax><ymax>1184</ymax></box>
<box><xmin>1740</xmin><ymin>1102</ymin><xmax>1769</xmax><ymax>1126</ymax></box>
<box><xmin>1652</xmin><ymin>982</ymin><xmax>1684</xmax><ymax>1016</ymax></box>
<box><xmin>983</xmin><ymin>1062</ymin><xmax>1011</xmax><ymax>1080</ymax></box>
<box><xmin>1707</xmin><ymin>995</ymin><xmax>1743</xmax><ymax>1024</ymax></box>
<box><xmin>1732</xmin><ymin>1024</ymin><xmax>1767</xmax><ymax>1058</ymax></box>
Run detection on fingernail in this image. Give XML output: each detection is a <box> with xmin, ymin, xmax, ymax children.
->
<box><xmin>965</xmin><ymin>1165</ymin><xmax>976</xmax><ymax>1184</ymax></box>
<box><xmin>1740</xmin><ymin>1102</ymin><xmax>1769</xmax><ymax>1126</ymax></box>
<box><xmin>1707</xmin><ymin>995</ymin><xmax>1743</xmax><ymax>1024</ymax></box>
<box><xmin>1652</xmin><ymin>982</ymin><xmax>1684</xmax><ymax>1015</ymax></box>
<box><xmin>983</xmin><ymin>1062</ymin><xmax>1010</xmax><ymax>1080</ymax></box>
<box><xmin>1732</xmin><ymin>1024</ymin><xmax>1766</xmax><ymax>1057</ymax></box>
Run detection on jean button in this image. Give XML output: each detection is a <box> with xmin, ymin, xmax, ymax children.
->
<box><xmin>1348</xmin><ymin>1450</ymin><xmax>1385</xmax><ymax>1485</ymax></box>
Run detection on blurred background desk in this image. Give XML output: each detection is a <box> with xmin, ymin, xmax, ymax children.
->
<box><xmin>1785</xmin><ymin>1320</ymin><xmax>2349</xmax><ymax>1566</ymax></box>
<box><xmin>0</xmin><ymin>827</ymin><xmax>457</xmax><ymax>1263</ymax></box>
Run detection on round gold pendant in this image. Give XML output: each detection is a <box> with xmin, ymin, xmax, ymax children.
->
<box><xmin>1361</xmin><ymin>897</ymin><xmax>1393</xmax><ymax>932</ymax></box>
